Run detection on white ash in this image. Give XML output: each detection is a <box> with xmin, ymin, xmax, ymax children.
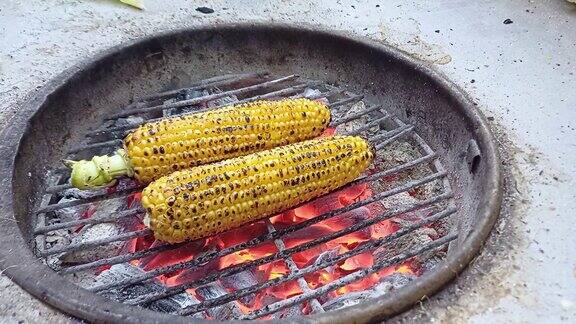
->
<box><xmin>302</xmin><ymin>88</ymin><xmax>328</xmax><ymax>105</ymax></box>
<box><xmin>318</xmin><ymin>273</ymin><xmax>418</xmax><ymax>312</ymax></box>
<box><xmin>335</xmin><ymin>100</ymin><xmax>379</xmax><ymax>135</ymax></box>
<box><xmin>88</xmin><ymin>197</ymin><xmax>127</xmax><ymax>219</ymax></box>
<box><xmin>43</xmin><ymin>229</ymin><xmax>71</xmax><ymax>249</ymax></box>
<box><xmin>60</xmin><ymin>187</ymin><xmax>107</xmax><ymax>200</ymax></box>
<box><xmin>196</xmin><ymin>283</ymin><xmax>243</xmax><ymax>320</ymax></box>
<box><xmin>42</xmin><ymin>229</ymin><xmax>71</xmax><ymax>270</ymax></box>
<box><xmin>44</xmin><ymin>194</ymin><xmax>131</xmax><ymax>267</ymax></box>
<box><xmin>205</xmin><ymin>88</ymin><xmax>238</xmax><ymax>108</ymax></box>
<box><xmin>302</xmin><ymin>87</ymin><xmax>321</xmax><ymax>98</ymax></box>
<box><xmin>378</xmin><ymin>191</ymin><xmax>420</xmax><ymax>211</ymax></box>
<box><xmin>373</xmin><ymin>226</ymin><xmax>439</xmax><ymax>268</ymax></box>
<box><xmin>372</xmin><ymin>140</ymin><xmax>443</xmax><ymax>200</ymax></box>
<box><xmin>60</xmin><ymin>222</ymin><xmax>124</xmax><ymax>265</ymax></box>
<box><xmin>93</xmin><ymin>264</ymin><xmax>203</xmax><ymax>317</ymax></box>
<box><xmin>322</xmin><ymin>291</ymin><xmax>372</xmax><ymax>312</ymax></box>
<box><xmin>50</xmin><ymin>197</ymin><xmax>88</xmax><ymax>224</ymax></box>
<box><xmin>306</xmin><ymin>247</ymin><xmax>340</xmax><ymax>273</ymax></box>
<box><xmin>370</xmin><ymin>272</ymin><xmax>417</xmax><ymax>298</ymax></box>
<box><xmin>260</xmin><ymin>294</ymin><xmax>302</xmax><ymax>319</ymax></box>
<box><xmin>111</xmin><ymin>111</ymin><xmax>146</xmax><ymax>128</ymax></box>
<box><xmin>163</xmin><ymin>89</ymin><xmax>209</xmax><ymax>117</ymax></box>
<box><xmin>268</xmin><ymin>303</ymin><xmax>302</xmax><ymax>319</ymax></box>
<box><xmin>219</xmin><ymin>269</ymin><xmax>259</xmax><ymax>306</ymax></box>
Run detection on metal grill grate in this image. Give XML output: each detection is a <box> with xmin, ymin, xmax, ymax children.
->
<box><xmin>33</xmin><ymin>72</ymin><xmax>457</xmax><ymax>319</ymax></box>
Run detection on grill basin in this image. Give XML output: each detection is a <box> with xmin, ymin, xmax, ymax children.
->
<box><xmin>0</xmin><ymin>24</ymin><xmax>501</xmax><ymax>323</ymax></box>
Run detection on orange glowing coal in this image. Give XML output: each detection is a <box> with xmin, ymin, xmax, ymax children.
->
<box><xmin>109</xmin><ymin>134</ymin><xmax>420</xmax><ymax>315</ymax></box>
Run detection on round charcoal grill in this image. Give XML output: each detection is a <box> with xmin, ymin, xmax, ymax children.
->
<box><xmin>0</xmin><ymin>25</ymin><xmax>501</xmax><ymax>323</ymax></box>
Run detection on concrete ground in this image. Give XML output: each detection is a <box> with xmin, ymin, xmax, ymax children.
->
<box><xmin>0</xmin><ymin>0</ymin><xmax>575</xmax><ymax>323</ymax></box>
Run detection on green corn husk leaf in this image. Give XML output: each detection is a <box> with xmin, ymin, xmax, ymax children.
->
<box><xmin>119</xmin><ymin>0</ymin><xmax>145</xmax><ymax>10</ymax></box>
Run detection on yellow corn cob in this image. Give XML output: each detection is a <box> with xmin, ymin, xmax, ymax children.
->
<box><xmin>141</xmin><ymin>135</ymin><xmax>374</xmax><ymax>243</ymax></box>
<box><xmin>66</xmin><ymin>98</ymin><xmax>331</xmax><ymax>189</ymax></box>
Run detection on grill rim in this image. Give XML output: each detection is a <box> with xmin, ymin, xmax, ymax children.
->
<box><xmin>0</xmin><ymin>23</ymin><xmax>502</xmax><ymax>324</ymax></box>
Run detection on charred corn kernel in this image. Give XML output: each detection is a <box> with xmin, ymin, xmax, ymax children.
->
<box><xmin>142</xmin><ymin>135</ymin><xmax>374</xmax><ymax>243</ymax></box>
<box><xmin>67</xmin><ymin>98</ymin><xmax>331</xmax><ymax>189</ymax></box>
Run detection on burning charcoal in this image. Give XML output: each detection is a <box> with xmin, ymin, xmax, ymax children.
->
<box><xmin>419</xmin><ymin>251</ymin><xmax>447</xmax><ymax>273</ymax></box>
<box><xmin>112</xmin><ymin>115</ymin><xmax>145</xmax><ymax>128</ymax></box>
<box><xmin>60</xmin><ymin>222</ymin><xmax>123</xmax><ymax>264</ymax></box>
<box><xmin>43</xmin><ymin>229</ymin><xmax>71</xmax><ymax>247</ymax></box>
<box><xmin>196</xmin><ymin>283</ymin><xmax>243</xmax><ymax>320</ymax></box>
<box><xmin>302</xmin><ymin>88</ymin><xmax>329</xmax><ymax>105</ymax></box>
<box><xmin>163</xmin><ymin>90</ymin><xmax>209</xmax><ymax>117</ymax></box>
<box><xmin>51</xmin><ymin>197</ymin><xmax>88</xmax><ymax>223</ymax></box>
<box><xmin>220</xmin><ymin>269</ymin><xmax>259</xmax><ymax>306</ymax></box>
<box><xmin>393</xmin><ymin>206</ymin><xmax>437</xmax><ymax>224</ymax></box>
<box><xmin>94</xmin><ymin>264</ymin><xmax>203</xmax><ymax>317</ymax></box>
<box><xmin>303</xmin><ymin>88</ymin><xmax>321</xmax><ymax>98</ymax></box>
<box><xmin>373</xmin><ymin>227</ymin><xmax>439</xmax><ymax>270</ymax></box>
<box><xmin>378</xmin><ymin>191</ymin><xmax>419</xmax><ymax>211</ymax></box>
<box><xmin>175</xmin><ymin>89</ymin><xmax>205</xmax><ymax>101</ymax></box>
<box><xmin>257</xmin><ymin>294</ymin><xmax>303</xmax><ymax>319</ymax></box>
<box><xmin>371</xmin><ymin>272</ymin><xmax>417</xmax><ymax>298</ymax></box>
<box><xmin>377</xmin><ymin>141</ymin><xmax>421</xmax><ymax>169</ymax></box>
<box><xmin>41</xmin><ymin>228</ymin><xmax>72</xmax><ymax>270</ymax></box>
<box><xmin>322</xmin><ymin>291</ymin><xmax>372</xmax><ymax>311</ymax></box>
<box><xmin>111</xmin><ymin>178</ymin><xmax>140</xmax><ymax>193</ymax></box>
<box><xmin>305</xmin><ymin>247</ymin><xmax>340</xmax><ymax>271</ymax></box>
<box><xmin>283</xmin><ymin>225</ymin><xmax>333</xmax><ymax>243</ymax></box>
<box><xmin>167</xmin><ymin>257</ymin><xmax>220</xmax><ymax>285</ymax></box>
<box><xmin>91</xmin><ymin>197</ymin><xmax>129</xmax><ymax>218</ymax></box>
<box><xmin>269</xmin><ymin>303</ymin><xmax>302</xmax><ymax>319</ymax></box>
<box><xmin>335</xmin><ymin>101</ymin><xmax>379</xmax><ymax>136</ymax></box>
<box><xmin>205</xmin><ymin>89</ymin><xmax>238</xmax><ymax>108</ymax></box>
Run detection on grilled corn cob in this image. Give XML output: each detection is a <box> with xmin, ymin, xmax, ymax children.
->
<box><xmin>66</xmin><ymin>98</ymin><xmax>331</xmax><ymax>189</ymax></box>
<box><xmin>142</xmin><ymin>135</ymin><xmax>374</xmax><ymax>243</ymax></box>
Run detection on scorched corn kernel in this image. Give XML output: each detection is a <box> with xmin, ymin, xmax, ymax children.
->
<box><xmin>65</xmin><ymin>98</ymin><xmax>331</xmax><ymax>189</ymax></box>
<box><xmin>141</xmin><ymin>135</ymin><xmax>374</xmax><ymax>243</ymax></box>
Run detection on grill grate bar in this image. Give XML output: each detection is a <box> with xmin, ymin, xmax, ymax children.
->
<box><xmin>265</xmin><ymin>220</ymin><xmax>325</xmax><ymax>314</ymax></box>
<box><xmin>85</xmin><ymin>83</ymin><xmax>334</xmax><ymax>139</ymax></box>
<box><xmin>125</xmin><ymin>193</ymin><xmax>453</xmax><ymax>307</ymax></box>
<box><xmin>34</xmin><ymin>74</ymin><xmax>458</xmax><ymax>319</ymax></box>
<box><xmin>331</xmin><ymin>104</ymin><xmax>382</xmax><ymax>126</ymax></box>
<box><xmin>39</xmin><ymin>229</ymin><xmax>151</xmax><ymax>257</ymax></box>
<box><xmin>35</xmin><ymin>174</ymin><xmax>62</xmax><ymax>253</ymax></box>
<box><xmin>45</xmin><ymin>183</ymin><xmax>73</xmax><ymax>194</ymax></box>
<box><xmin>106</xmin><ymin>75</ymin><xmax>299</xmax><ymax>120</ymax></box>
<box><xmin>244</xmin><ymin>233</ymin><xmax>457</xmax><ymax>319</ymax></box>
<box><xmin>346</xmin><ymin>114</ymin><xmax>390</xmax><ymax>136</ymax></box>
<box><xmin>187</xmin><ymin>81</ymin><xmax>318</xmax><ymax>113</ymax></box>
<box><xmin>34</xmin><ymin>207</ymin><xmax>144</xmax><ymax>234</ymax></box>
<box><xmin>177</xmin><ymin>207</ymin><xmax>457</xmax><ymax>316</ymax></box>
<box><xmin>72</xmin><ymin>95</ymin><xmax>376</xmax><ymax>155</ymax></box>
<box><xmin>88</xmin><ymin>171</ymin><xmax>446</xmax><ymax>293</ymax></box>
<box><xmin>375</xmin><ymin>125</ymin><xmax>415</xmax><ymax>150</ymax></box>
<box><xmin>39</xmin><ymin>120</ymin><xmax>417</xmax><ymax>232</ymax></box>
<box><xmin>328</xmin><ymin>94</ymin><xmax>364</xmax><ymax>108</ymax></box>
<box><xmin>39</xmin><ymin>131</ymin><xmax>418</xmax><ymax>233</ymax></box>
<box><xmin>35</xmin><ymin>185</ymin><xmax>144</xmax><ymax>214</ymax></box>
<box><xmin>58</xmin><ymin>152</ymin><xmax>436</xmax><ymax>274</ymax></box>
<box><xmin>66</xmin><ymin>81</ymin><xmax>364</xmax><ymax>155</ymax></box>
<box><xmin>68</xmin><ymin>139</ymin><xmax>123</xmax><ymax>155</ymax></box>
<box><xmin>59</xmin><ymin>240</ymin><xmax>185</xmax><ymax>274</ymax></box>
<box><xmin>137</xmin><ymin>72</ymin><xmax>268</xmax><ymax>102</ymax></box>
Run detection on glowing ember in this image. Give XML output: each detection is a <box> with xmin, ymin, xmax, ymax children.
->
<box><xmin>86</xmin><ymin>132</ymin><xmax>439</xmax><ymax>316</ymax></box>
